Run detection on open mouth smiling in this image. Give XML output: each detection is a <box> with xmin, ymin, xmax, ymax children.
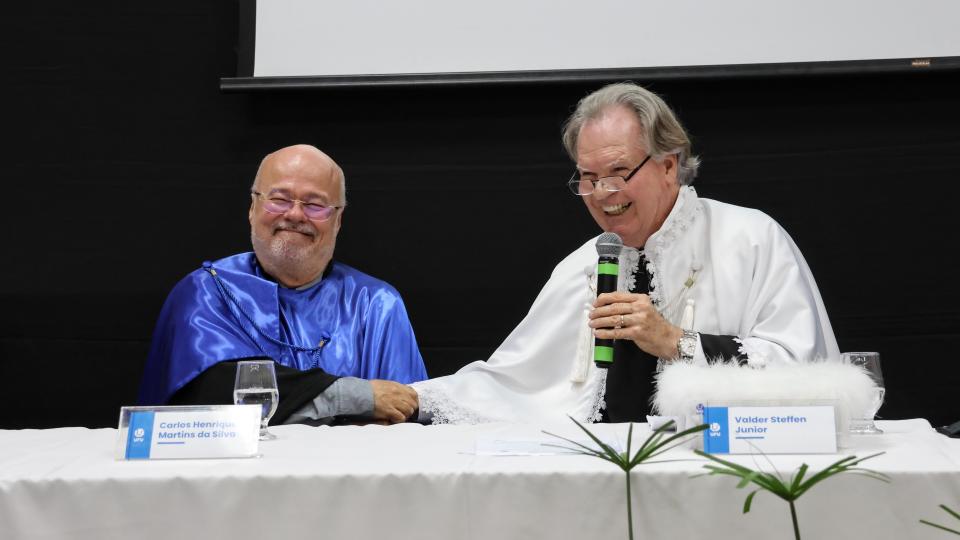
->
<box><xmin>602</xmin><ymin>202</ymin><xmax>632</xmax><ymax>216</ymax></box>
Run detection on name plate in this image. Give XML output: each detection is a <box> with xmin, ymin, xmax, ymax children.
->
<box><xmin>116</xmin><ymin>405</ymin><xmax>261</xmax><ymax>460</ymax></box>
<box><xmin>702</xmin><ymin>405</ymin><xmax>837</xmax><ymax>454</ymax></box>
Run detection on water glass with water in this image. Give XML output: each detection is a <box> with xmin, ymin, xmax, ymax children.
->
<box><xmin>842</xmin><ymin>352</ymin><xmax>885</xmax><ymax>434</ymax></box>
<box><xmin>234</xmin><ymin>360</ymin><xmax>279</xmax><ymax>440</ymax></box>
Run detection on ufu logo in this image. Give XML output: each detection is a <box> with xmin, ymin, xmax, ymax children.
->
<box><xmin>133</xmin><ymin>427</ymin><xmax>146</xmax><ymax>443</ymax></box>
<box><xmin>709</xmin><ymin>422</ymin><xmax>722</xmax><ymax>437</ymax></box>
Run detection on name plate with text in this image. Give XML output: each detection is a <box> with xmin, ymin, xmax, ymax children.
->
<box><xmin>116</xmin><ymin>405</ymin><xmax>261</xmax><ymax>460</ymax></box>
<box><xmin>702</xmin><ymin>405</ymin><xmax>837</xmax><ymax>454</ymax></box>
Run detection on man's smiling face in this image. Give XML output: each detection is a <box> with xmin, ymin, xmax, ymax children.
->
<box><xmin>249</xmin><ymin>145</ymin><xmax>343</xmax><ymax>286</ymax></box>
<box><xmin>575</xmin><ymin>105</ymin><xmax>680</xmax><ymax>248</ymax></box>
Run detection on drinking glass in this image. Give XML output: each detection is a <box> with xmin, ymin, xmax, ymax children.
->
<box><xmin>842</xmin><ymin>352</ymin><xmax>885</xmax><ymax>434</ymax></box>
<box><xmin>233</xmin><ymin>360</ymin><xmax>279</xmax><ymax>440</ymax></box>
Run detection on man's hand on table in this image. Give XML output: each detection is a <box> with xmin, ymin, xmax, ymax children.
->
<box><xmin>370</xmin><ymin>380</ymin><xmax>419</xmax><ymax>424</ymax></box>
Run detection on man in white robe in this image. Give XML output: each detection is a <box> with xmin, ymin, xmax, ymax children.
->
<box><xmin>413</xmin><ymin>83</ymin><xmax>839</xmax><ymax>424</ymax></box>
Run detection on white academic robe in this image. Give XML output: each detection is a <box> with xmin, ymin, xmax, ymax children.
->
<box><xmin>413</xmin><ymin>186</ymin><xmax>840</xmax><ymax>424</ymax></box>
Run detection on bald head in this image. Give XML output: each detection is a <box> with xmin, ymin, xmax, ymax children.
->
<box><xmin>248</xmin><ymin>144</ymin><xmax>346</xmax><ymax>288</ymax></box>
<box><xmin>252</xmin><ymin>144</ymin><xmax>346</xmax><ymax>205</ymax></box>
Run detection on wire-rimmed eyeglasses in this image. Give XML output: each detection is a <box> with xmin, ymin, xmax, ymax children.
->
<box><xmin>251</xmin><ymin>191</ymin><xmax>344</xmax><ymax>222</ymax></box>
<box><xmin>566</xmin><ymin>155</ymin><xmax>652</xmax><ymax>196</ymax></box>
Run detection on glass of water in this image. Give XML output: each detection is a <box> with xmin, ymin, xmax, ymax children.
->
<box><xmin>842</xmin><ymin>352</ymin><xmax>885</xmax><ymax>434</ymax></box>
<box><xmin>234</xmin><ymin>360</ymin><xmax>279</xmax><ymax>440</ymax></box>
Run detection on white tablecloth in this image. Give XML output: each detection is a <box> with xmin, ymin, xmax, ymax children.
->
<box><xmin>1</xmin><ymin>419</ymin><xmax>958</xmax><ymax>540</ymax></box>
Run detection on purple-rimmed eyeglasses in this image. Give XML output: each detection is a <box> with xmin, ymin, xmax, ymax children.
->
<box><xmin>251</xmin><ymin>191</ymin><xmax>344</xmax><ymax>222</ymax></box>
<box><xmin>567</xmin><ymin>155</ymin><xmax>652</xmax><ymax>196</ymax></box>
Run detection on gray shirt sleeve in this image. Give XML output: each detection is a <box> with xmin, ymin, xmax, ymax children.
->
<box><xmin>283</xmin><ymin>377</ymin><xmax>375</xmax><ymax>425</ymax></box>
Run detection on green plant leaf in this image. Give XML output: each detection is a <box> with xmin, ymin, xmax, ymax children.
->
<box><xmin>543</xmin><ymin>417</ymin><xmax>629</xmax><ymax>466</ymax></box>
<box><xmin>648</xmin><ymin>423</ymin><xmax>710</xmax><ymax>457</ymax></box>
<box><xmin>541</xmin><ymin>439</ymin><xmax>613</xmax><ymax>461</ymax></box>
<box><xmin>695</xmin><ymin>448</ymin><xmax>887</xmax><ymax>540</ymax></box>
<box><xmin>793</xmin><ymin>453</ymin><xmax>888</xmax><ymax>498</ymax></box>
<box><xmin>920</xmin><ymin>505</ymin><xmax>960</xmax><ymax>536</ymax></box>
<box><xmin>737</xmin><ymin>470</ymin><xmax>760</xmax><ymax>489</ymax></box>
<box><xmin>566</xmin><ymin>416</ymin><xmax>629</xmax><ymax>467</ymax></box>
<box><xmin>942</xmin><ymin>504</ymin><xmax>960</xmax><ymax>522</ymax></box>
<box><xmin>919</xmin><ymin>520</ymin><xmax>960</xmax><ymax>536</ymax></box>
<box><xmin>542</xmin><ymin>417</ymin><xmax>708</xmax><ymax>540</ymax></box>
<box><xmin>695</xmin><ymin>451</ymin><xmax>787</xmax><ymax>496</ymax></box>
<box><xmin>694</xmin><ymin>450</ymin><xmax>755</xmax><ymax>475</ymax></box>
<box><xmin>540</xmin><ymin>431</ymin><xmax>608</xmax><ymax>457</ymax></box>
<box><xmin>546</xmin><ymin>418</ymin><xmax>709</xmax><ymax>472</ymax></box>
<box><xmin>789</xmin><ymin>463</ymin><xmax>808</xmax><ymax>492</ymax></box>
<box><xmin>743</xmin><ymin>489</ymin><xmax>760</xmax><ymax>514</ymax></box>
<box><xmin>629</xmin><ymin>422</ymin><xmax>708</xmax><ymax>467</ymax></box>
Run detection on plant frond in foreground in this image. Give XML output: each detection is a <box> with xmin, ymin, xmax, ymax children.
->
<box><xmin>693</xmin><ymin>450</ymin><xmax>888</xmax><ymax>540</ymax></box>
<box><xmin>544</xmin><ymin>417</ymin><xmax>707</xmax><ymax>540</ymax></box>
<box><xmin>921</xmin><ymin>504</ymin><xmax>960</xmax><ymax>536</ymax></box>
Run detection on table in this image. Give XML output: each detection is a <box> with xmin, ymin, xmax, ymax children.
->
<box><xmin>1</xmin><ymin>419</ymin><xmax>958</xmax><ymax>540</ymax></box>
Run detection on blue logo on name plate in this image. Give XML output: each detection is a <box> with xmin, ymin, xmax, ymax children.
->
<box><xmin>125</xmin><ymin>411</ymin><xmax>156</xmax><ymax>459</ymax></box>
<box><xmin>702</xmin><ymin>407</ymin><xmax>729</xmax><ymax>454</ymax></box>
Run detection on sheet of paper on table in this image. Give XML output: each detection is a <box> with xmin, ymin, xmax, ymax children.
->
<box><xmin>473</xmin><ymin>426</ymin><xmax>630</xmax><ymax>456</ymax></box>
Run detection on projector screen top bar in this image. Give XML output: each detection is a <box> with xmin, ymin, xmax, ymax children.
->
<box><xmin>222</xmin><ymin>0</ymin><xmax>960</xmax><ymax>91</ymax></box>
<box><xmin>220</xmin><ymin>57</ymin><xmax>960</xmax><ymax>92</ymax></box>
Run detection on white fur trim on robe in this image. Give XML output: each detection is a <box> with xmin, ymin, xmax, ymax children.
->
<box><xmin>413</xmin><ymin>187</ymin><xmax>840</xmax><ymax>424</ymax></box>
<box><xmin>653</xmin><ymin>361</ymin><xmax>877</xmax><ymax>432</ymax></box>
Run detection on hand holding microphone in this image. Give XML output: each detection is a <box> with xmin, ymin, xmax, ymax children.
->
<box><xmin>590</xmin><ymin>232</ymin><xmax>683</xmax><ymax>361</ymax></box>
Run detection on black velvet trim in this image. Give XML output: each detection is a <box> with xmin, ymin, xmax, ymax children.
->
<box><xmin>699</xmin><ymin>334</ymin><xmax>748</xmax><ymax>365</ymax></box>
<box><xmin>601</xmin><ymin>252</ymin><xmax>658</xmax><ymax>423</ymax></box>
<box><xmin>168</xmin><ymin>359</ymin><xmax>339</xmax><ymax>425</ymax></box>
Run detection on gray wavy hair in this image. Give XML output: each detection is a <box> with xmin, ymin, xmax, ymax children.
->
<box><xmin>562</xmin><ymin>83</ymin><xmax>700</xmax><ymax>185</ymax></box>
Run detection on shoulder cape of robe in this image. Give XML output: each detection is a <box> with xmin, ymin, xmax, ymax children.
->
<box><xmin>138</xmin><ymin>253</ymin><xmax>427</xmax><ymax>407</ymax></box>
<box><xmin>413</xmin><ymin>186</ymin><xmax>839</xmax><ymax>424</ymax></box>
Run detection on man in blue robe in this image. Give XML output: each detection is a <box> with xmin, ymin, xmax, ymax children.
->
<box><xmin>139</xmin><ymin>144</ymin><xmax>426</xmax><ymax>424</ymax></box>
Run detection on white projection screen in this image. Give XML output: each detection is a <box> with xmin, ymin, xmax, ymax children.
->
<box><xmin>223</xmin><ymin>0</ymin><xmax>960</xmax><ymax>89</ymax></box>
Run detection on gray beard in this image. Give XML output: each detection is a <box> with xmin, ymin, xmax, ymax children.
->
<box><xmin>250</xmin><ymin>230</ymin><xmax>322</xmax><ymax>281</ymax></box>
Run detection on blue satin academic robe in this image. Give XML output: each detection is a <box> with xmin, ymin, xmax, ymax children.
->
<box><xmin>138</xmin><ymin>253</ymin><xmax>427</xmax><ymax>405</ymax></box>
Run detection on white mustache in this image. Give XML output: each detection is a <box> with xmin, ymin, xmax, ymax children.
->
<box><xmin>274</xmin><ymin>221</ymin><xmax>317</xmax><ymax>236</ymax></box>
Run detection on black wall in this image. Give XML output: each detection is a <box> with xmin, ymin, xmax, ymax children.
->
<box><xmin>3</xmin><ymin>2</ymin><xmax>958</xmax><ymax>429</ymax></box>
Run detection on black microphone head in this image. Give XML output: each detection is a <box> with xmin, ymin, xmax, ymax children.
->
<box><xmin>595</xmin><ymin>232</ymin><xmax>623</xmax><ymax>258</ymax></box>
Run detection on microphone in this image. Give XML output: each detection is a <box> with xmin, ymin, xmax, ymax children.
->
<box><xmin>594</xmin><ymin>232</ymin><xmax>622</xmax><ymax>368</ymax></box>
